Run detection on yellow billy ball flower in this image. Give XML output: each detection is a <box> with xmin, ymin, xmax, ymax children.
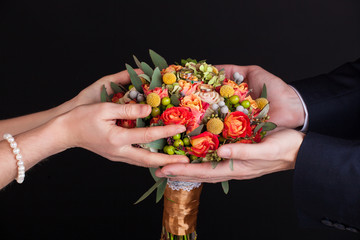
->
<box><xmin>220</xmin><ymin>85</ymin><xmax>235</xmax><ymax>98</ymax></box>
<box><xmin>162</xmin><ymin>73</ymin><xmax>177</xmax><ymax>85</ymax></box>
<box><xmin>255</xmin><ymin>98</ymin><xmax>269</xmax><ymax>110</ymax></box>
<box><xmin>146</xmin><ymin>93</ymin><xmax>161</xmax><ymax>107</ymax></box>
<box><xmin>206</xmin><ymin>118</ymin><xmax>224</xmax><ymax>135</ymax></box>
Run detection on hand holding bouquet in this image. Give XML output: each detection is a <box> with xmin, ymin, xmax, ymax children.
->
<box><xmin>101</xmin><ymin>50</ymin><xmax>276</xmax><ymax>239</ymax></box>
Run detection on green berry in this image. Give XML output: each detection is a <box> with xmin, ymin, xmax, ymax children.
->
<box><xmin>166</xmin><ymin>104</ymin><xmax>174</xmax><ymax>109</ymax></box>
<box><xmin>128</xmin><ymin>85</ymin><xmax>134</xmax><ymax>90</ymax></box>
<box><xmin>241</xmin><ymin>100</ymin><xmax>251</xmax><ymax>109</ymax></box>
<box><xmin>234</xmin><ymin>103</ymin><xmax>240</xmax><ymax>108</ymax></box>
<box><xmin>173</xmin><ymin>139</ymin><xmax>184</xmax><ymax>148</ymax></box>
<box><xmin>139</xmin><ymin>101</ymin><xmax>146</xmax><ymax>104</ymax></box>
<box><xmin>173</xmin><ymin>133</ymin><xmax>181</xmax><ymax>140</ymax></box>
<box><xmin>163</xmin><ymin>145</ymin><xmax>170</xmax><ymax>153</ymax></box>
<box><xmin>183</xmin><ymin>137</ymin><xmax>190</xmax><ymax>146</ymax></box>
<box><xmin>229</xmin><ymin>95</ymin><xmax>240</xmax><ymax>105</ymax></box>
<box><xmin>167</xmin><ymin>146</ymin><xmax>175</xmax><ymax>155</ymax></box>
<box><xmin>151</xmin><ymin>107</ymin><xmax>161</xmax><ymax>117</ymax></box>
<box><xmin>161</xmin><ymin>97</ymin><xmax>171</xmax><ymax>106</ymax></box>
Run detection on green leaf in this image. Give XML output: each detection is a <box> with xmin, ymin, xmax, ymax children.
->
<box><xmin>138</xmin><ymin>74</ymin><xmax>151</xmax><ymax>82</ymax></box>
<box><xmin>136</xmin><ymin>118</ymin><xmax>146</xmax><ymax>128</ymax></box>
<box><xmin>149</xmin><ymin>168</ymin><xmax>160</xmax><ymax>182</ymax></box>
<box><xmin>134</xmin><ymin>178</ymin><xmax>165</xmax><ymax>204</ymax></box>
<box><xmin>254</xmin><ymin>122</ymin><xmax>265</xmax><ymax>134</ymax></box>
<box><xmin>141</xmin><ymin>62</ymin><xmax>154</xmax><ymax>77</ymax></box>
<box><xmin>133</xmin><ymin>55</ymin><xmax>142</xmax><ymax>69</ymax></box>
<box><xmin>125</xmin><ymin>64</ymin><xmax>143</xmax><ymax>93</ymax></box>
<box><xmin>191</xmin><ymin>158</ymin><xmax>202</xmax><ymax>163</ymax></box>
<box><xmin>110</xmin><ymin>82</ymin><xmax>125</xmax><ymax>94</ymax></box>
<box><xmin>261</xmin><ymin>122</ymin><xmax>277</xmax><ymax>131</ymax></box>
<box><xmin>188</xmin><ymin>124</ymin><xmax>204</xmax><ymax>137</ymax></box>
<box><xmin>211</xmin><ymin>161</ymin><xmax>219</xmax><ymax>169</ymax></box>
<box><xmin>149</xmin><ymin>49</ymin><xmax>168</xmax><ymax>70</ymax></box>
<box><xmin>174</xmin><ymin>149</ymin><xmax>186</xmax><ymax>155</ymax></box>
<box><xmin>170</xmin><ymin>94</ymin><xmax>180</xmax><ymax>106</ymax></box>
<box><xmin>146</xmin><ymin>138</ymin><xmax>167</xmax><ymax>150</ymax></box>
<box><xmin>229</xmin><ymin>159</ymin><xmax>234</xmax><ymax>171</ymax></box>
<box><xmin>221</xmin><ymin>181</ymin><xmax>229</xmax><ymax>194</ymax></box>
<box><xmin>260</xmin><ymin>84</ymin><xmax>267</xmax><ymax>99</ymax></box>
<box><xmin>149</xmin><ymin>67</ymin><xmax>162</xmax><ymax>90</ymax></box>
<box><xmin>101</xmin><ymin>85</ymin><xmax>109</xmax><ymax>102</ymax></box>
<box><xmin>156</xmin><ymin>178</ymin><xmax>168</xmax><ymax>203</ymax></box>
<box><xmin>255</xmin><ymin>104</ymin><xmax>269</xmax><ymax>119</ymax></box>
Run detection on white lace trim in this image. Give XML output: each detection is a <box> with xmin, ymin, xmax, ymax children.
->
<box><xmin>167</xmin><ymin>179</ymin><xmax>202</xmax><ymax>191</ymax></box>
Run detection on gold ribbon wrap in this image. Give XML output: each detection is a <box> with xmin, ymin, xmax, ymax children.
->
<box><xmin>162</xmin><ymin>183</ymin><xmax>203</xmax><ymax>236</ymax></box>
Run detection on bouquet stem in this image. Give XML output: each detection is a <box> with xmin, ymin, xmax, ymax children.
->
<box><xmin>160</xmin><ymin>180</ymin><xmax>203</xmax><ymax>240</ymax></box>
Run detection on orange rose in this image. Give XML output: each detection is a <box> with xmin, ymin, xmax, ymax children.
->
<box><xmin>178</xmin><ymin>80</ymin><xmax>201</xmax><ymax>95</ymax></box>
<box><xmin>222</xmin><ymin>112</ymin><xmax>252</xmax><ymax>139</ymax></box>
<box><xmin>160</xmin><ymin>107</ymin><xmax>193</xmax><ymax>127</ymax></box>
<box><xmin>188</xmin><ymin>131</ymin><xmax>219</xmax><ymax>157</ymax></box>
<box><xmin>161</xmin><ymin>64</ymin><xmax>183</xmax><ymax>75</ymax></box>
<box><xmin>142</xmin><ymin>85</ymin><xmax>169</xmax><ymax>98</ymax></box>
<box><xmin>180</xmin><ymin>94</ymin><xmax>203</xmax><ymax>112</ymax></box>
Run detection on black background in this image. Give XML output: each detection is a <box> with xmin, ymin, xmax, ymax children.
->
<box><xmin>1</xmin><ymin>0</ymin><xmax>360</xmax><ymax>239</ymax></box>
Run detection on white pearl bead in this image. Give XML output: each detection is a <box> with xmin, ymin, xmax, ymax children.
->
<box><xmin>18</xmin><ymin>165</ymin><xmax>25</xmax><ymax>171</ymax></box>
<box><xmin>3</xmin><ymin>133</ymin><xmax>12</xmax><ymax>140</ymax></box>
<box><xmin>7</xmin><ymin>137</ymin><xmax>14</xmax><ymax>143</ymax></box>
<box><xmin>18</xmin><ymin>170</ymin><xmax>25</xmax><ymax>175</ymax></box>
<box><xmin>17</xmin><ymin>160</ymin><xmax>24</xmax><ymax>166</ymax></box>
<box><xmin>17</xmin><ymin>178</ymin><xmax>24</xmax><ymax>184</ymax></box>
<box><xmin>10</xmin><ymin>141</ymin><xmax>17</xmax><ymax>148</ymax></box>
<box><xmin>13</xmin><ymin>148</ymin><xmax>20</xmax><ymax>155</ymax></box>
<box><xmin>16</xmin><ymin>154</ymin><xmax>22</xmax><ymax>161</ymax></box>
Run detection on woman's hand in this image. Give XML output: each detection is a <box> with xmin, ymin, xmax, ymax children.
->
<box><xmin>59</xmin><ymin>102</ymin><xmax>189</xmax><ymax>168</ymax></box>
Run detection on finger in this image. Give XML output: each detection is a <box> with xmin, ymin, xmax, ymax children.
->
<box><xmin>121</xmin><ymin>124</ymin><xmax>186</xmax><ymax>145</ymax></box>
<box><xmin>215</xmin><ymin>64</ymin><xmax>252</xmax><ymax>79</ymax></box>
<box><xmin>101</xmin><ymin>102</ymin><xmax>151</xmax><ymax>120</ymax></box>
<box><xmin>157</xmin><ymin>161</ymin><xmax>233</xmax><ymax>180</ymax></box>
<box><xmin>113</xmin><ymin>146</ymin><xmax>189</xmax><ymax>168</ymax></box>
<box><xmin>217</xmin><ymin>142</ymin><xmax>275</xmax><ymax>161</ymax></box>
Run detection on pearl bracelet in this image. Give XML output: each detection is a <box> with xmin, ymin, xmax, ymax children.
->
<box><xmin>3</xmin><ymin>133</ymin><xmax>25</xmax><ymax>184</ymax></box>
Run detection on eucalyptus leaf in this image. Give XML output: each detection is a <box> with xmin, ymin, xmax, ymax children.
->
<box><xmin>141</xmin><ymin>62</ymin><xmax>154</xmax><ymax>77</ymax></box>
<box><xmin>191</xmin><ymin>158</ymin><xmax>202</xmax><ymax>164</ymax></box>
<box><xmin>255</xmin><ymin>104</ymin><xmax>269</xmax><ymax>119</ymax></box>
<box><xmin>101</xmin><ymin>85</ymin><xmax>109</xmax><ymax>102</ymax></box>
<box><xmin>145</xmin><ymin>138</ymin><xmax>167</xmax><ymax>150</ymax></box>
<box><xmin>188</xmin><ymin>124</ymin><xmax>204</xmax><ymax>137</ymax></box>
<box><xmin>260</xmin><ymin>83</ymin><xmax>267</xmax><ymax>99</ymax></box>
<box><xmin>221</xmin><ymin>181</ymin><xmax>229</xmax><ymax>194</ymax></box>
<box><xmin>156</xmin><ymin>178</ymin><xmax>168</xmax><ymax>203</ymax></box>
<box><xmin>125</xmin><ymin>64</ymin><xmax>143</xmax><ymax>93</ymax></box>
<box><xmin>170</xmin><ymin>94</ymin><xmax>180</xmax><ymax>106</ymax></box>
<box><xmin>138</xmin><ymin>74</ymin><xmax>151</xmax><ymax>82</ymax></box>
<box><xmin>149</xmin><ymin>168</ymin><xmax>160</xmax><ymax>182</ymax></box>
<box><xmin>133</xmin><ymin>55</ymin><xmax>142</xmax><ymax>69</ymax></box>
<box><xmin>149</xmin><ymin>49</ymin><xmax>168</xmax><ymax>70</ymax></box>
<box><xmin>110</xmin><ymin>82</ymin><xmax>125</xmax><ymax>94</ymax></box>
<box><xmin>149</xmin><ymin>67</ymin><xmax>162</xmax><ymax>90</ymax></box>
<box><xmin>136</xmin><ymin>118</ymin><xmax>146</xmax><ymax>128</ymax></box>
<box><xmin>134</xmin><ymin>178</ymin><xmax>165</xmax><ymax>204</ymax></box>
<box><xmin>261</xmin><ymin>122</ymin><xmax>277</xmax><ymax>131</ymax></box>
<box><xmin>254</xmin><ymin>122</ymin><xmax>265</xmax><ymax>134</ymax></box>
<box><xmin>229</xmin><ymin>159</ymin><xmax>234</xmax><ymax>171</ymax></box>
<box><xmin>211</xmin><ymin>161</ymin><xmax>219</xmax><ymax>169</ymax></box>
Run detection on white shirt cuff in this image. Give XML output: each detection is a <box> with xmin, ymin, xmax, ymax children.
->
<box><xmin>289</xmin><ymin>85</ymin><xmax>309</xmax><ymax>133</ymax></box>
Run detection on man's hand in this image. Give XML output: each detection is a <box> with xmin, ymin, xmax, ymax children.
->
<box><xmin>155</xmin><ymin>129</ymin><xmax>304</xmax><ymax>182</ymax></box>
<box><xmin>217</xmin><ymin>65</ymin><xmax>305</xmax><ymax>129</ymax></box>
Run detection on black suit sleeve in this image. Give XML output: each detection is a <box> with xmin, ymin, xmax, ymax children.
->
<box><xmin>290</xmin><ymin>58</ymin><xmax>360</xmax><ymax>233</ymax></box>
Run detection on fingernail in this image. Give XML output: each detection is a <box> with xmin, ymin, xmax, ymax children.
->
<box><xmin>140</xmin><ymin>104</ymin><xmax>151</xmax><ymax>115</ymax></box>
<box><xmin>218</xmin><ymin>147</ymin><xmax>230</xmax><ymax>158</ymax></box>
<box><xmin>162</xmin><ymin>170</ymin><xmax>172</xmax><ymax>176</ymax></box>
<box><xmin>156</xmin><ymin>171</ymin><xmax>166</xmax><ymax>178</ymax></box>
<box><xmin>175</xmin><ymin>125</ymin><xmax>186</xmax><ymax>133</ymax></box>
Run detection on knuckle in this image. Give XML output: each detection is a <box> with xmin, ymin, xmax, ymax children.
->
<box><xmin>143</xmin><ymin>127</ymin><xmax>155</xmax><ymax>143</ymax></box>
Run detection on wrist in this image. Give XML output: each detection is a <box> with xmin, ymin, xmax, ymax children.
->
<box><xmin>288</xmin><ymin>85</ymin><xmax>307</xmax><ymax>128</ymax></box>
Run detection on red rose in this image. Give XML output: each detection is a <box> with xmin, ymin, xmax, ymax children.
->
<box><xmin>117</xmin><ymin>119</ymin><xmax>136</xmax><ymax>128</ymax></box>
<box><xmin>160</xmin><ymin>107</ymin><xmax>194</xmax><ymax>127</ymax></box>
<box><xmin>222</xmin><ymin>111</ymin><xmax>252</xmax><ymax>139</ymax></box>
<box><xmin>188</xmin><ymin>131</ymin><xmax>219</xmax><ymax>158</ymax></box>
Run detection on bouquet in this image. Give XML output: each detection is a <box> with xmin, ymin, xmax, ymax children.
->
<box><xmin>101</xmin><ymin>50</ymin><xmax>276</xmax><ymax>239</ymax></box>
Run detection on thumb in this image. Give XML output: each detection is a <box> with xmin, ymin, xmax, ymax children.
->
<box><xmin>217</xmin><ymin>141</ymin><xmax>274</xmax><ymax>161</ymax></box>
<box><xmin>103</xmin><ymin>102</ymin><xmax>151</xmax><ymax>120</ymax></box>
